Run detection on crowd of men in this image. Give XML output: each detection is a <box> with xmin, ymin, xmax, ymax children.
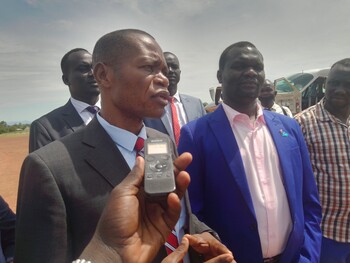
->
<box><xmin>0</xmin><ymin>28</ymin><xmax>349</xmax><ymax>263</ymax></box>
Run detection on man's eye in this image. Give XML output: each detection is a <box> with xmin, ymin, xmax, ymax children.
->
<box><xmin>143</xmin><ymin>65</ymin><xmax>154</xmax><ymax>72</ymax></box>
<box><xmin>78</xmin><ymin>66</ymin><xmax>91</xmax><ymax>72</ymax></box>
<box><xmin>230</xmin><ymin>64</ymin><xmax>243</xmax><ymax>70</ymax></box>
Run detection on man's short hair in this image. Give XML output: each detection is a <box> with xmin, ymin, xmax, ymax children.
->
<box><xmin>331</xmin><ymin>58</ymin><xmax>350</xmax><ymax>69</ymax></box>
<box><xmin>219</xmin><ymin>41</ymin><xmax>260</xmax><ymax>71</ymax></box>
<box><xmin>61</xmin><ymin>48</ymin><xmax>89</xmax><ymax>75</ymax></box>
<box><xmin>163</xmin><ymin>51</ymin><xmax>177</xmax><ymax>58</ymax></box>
<box><xmin>92</xmin><ymin>29</ymin><xmax>154</xmax><ymax>70</ymax></box>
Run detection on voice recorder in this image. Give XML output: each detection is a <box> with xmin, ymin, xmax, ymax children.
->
<box><xmin>144</xmin><ymin>137</ymin><xmax>176</xmax><ymax>198</ymax></box>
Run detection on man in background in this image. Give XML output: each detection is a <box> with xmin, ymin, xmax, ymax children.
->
<box><xmin>294</xmin><ymin>58</ymin><xmax>350</xmax><ymax>263</ymax></box>
<box><xmin>258</xmin><ymin>79</ymin><xmax>293</xmax><ymax>117</ymax></box>
<box><xmin>144</xmin><ymin>51</ymin><xmax>206</xmax><ymax>146</ymax></box>
<box><xmin>178</xmin><ymin>41</ymin><xmax>322</xmax><ymax>263</ymax></box>
<box><xmin>29</xmin><ymin>48</ymin><xmax>100</xmax><ymax>152</ymax></box>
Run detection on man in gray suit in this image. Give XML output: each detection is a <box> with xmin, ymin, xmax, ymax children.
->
<box><xmin>15</xmin><ymin>29</ymin><xmax>232</xmax><ymax>263</ymax></box>
<box><xmin>29</xmin><ymin>48</ymin><xmax>100</xmax><ymax>152</ymax></box>
<box><xmin>144</xmin><ymin>52</ymin><xmax>206</xmax><ymax>145</ymax></box>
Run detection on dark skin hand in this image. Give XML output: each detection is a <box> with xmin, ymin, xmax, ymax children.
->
<box><xmin>163</xmin><ymin>233</ymin><xmax>235</xmax><ymax>263</ymax></box>
<box><xmin>80</xmin><ymin>153</ymin><xmax>192</xmax><ymax>262</ymax></box>
<box><xmin>79</xmin><ymin>153</ymin><xmax>235</xmax><ymax>263</ymax></box>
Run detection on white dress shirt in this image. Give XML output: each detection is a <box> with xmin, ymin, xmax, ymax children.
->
<box><xmin>70</xmin><ymin>97</ymin><xmax>101</xmax><ymax>125</ymax></box>
<box><xmin>165</xmin><ymin>91</ymin><xmax>188</xmax><ymax>130</ymax></box>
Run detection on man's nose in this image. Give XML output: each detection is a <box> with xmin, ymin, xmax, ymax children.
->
<box><xmin>243</xmin><ymin>68</ymin><xmax>258</xmax><ymax>77</ymax></box>
<box><xmin>154</xmin><ymin>72</ymin><xmax>169</xmax><ymax>87</ymax></box>
<box><xmin>88</xmin><ymin>67</ymin><xmax>94</xmax><ymax>76</ymax></box>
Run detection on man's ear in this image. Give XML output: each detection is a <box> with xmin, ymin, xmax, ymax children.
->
<box><xmin>93</xmin><ymin>63</ymin><xmax>111</xmax><ymax>88</ymax></box>
<box><xmin>217</xmin><ymin>70</ymin><xmax>222</xmax><ymax>84</ymax></box>
<box><xmin>62</xmin><ymin>75</ymin><xmax>69</xmax><ymax>85</ymax></box>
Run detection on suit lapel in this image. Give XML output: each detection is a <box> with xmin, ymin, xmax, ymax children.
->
<box><xmin>161</xmin><ymin>110</ymin><xmax>175</xmax><ymax>143</ymax></box>
<box><xmin>82</xmin><ymin>118</ymin><xmax>131</xmax><ymax>188</ymax></box>
<box><xmin>264</xmin><ymin>112</ymin><xmax>297</xmax><ymax>218</ymax></box>
<box><xmin>180</xmin><ymin>94</ymin><xmax>192</xmax><ymax>121</ymax></box>
<box><xmin>209</xmin><ymin>106</ymin><xmax>256</xmax><ymax>217</ymax></box>
<box><xmin>61</xmin><ymin>100</ymin><xmax>85</xmax><ymax>132</ymax></box>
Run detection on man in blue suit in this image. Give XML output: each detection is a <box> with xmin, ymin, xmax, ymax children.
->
<box><xmin>178</xmin><ymin>41</ymin><xmax>322</xmax><ymax>263</ymax></box>
<box><xmin>144</xmin><ymin>52</ymin><xmax>206</xmax><ymax>145</ymax></box>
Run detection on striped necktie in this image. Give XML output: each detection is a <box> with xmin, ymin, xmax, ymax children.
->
<box><xmin>134</xmin><ymin>137</ymin><xmax>144</xmax><ymax>158</ymax></box>
<box><xmin>165</xmin><ymin>229</ymin><xmax>182</xmax><ymax>262</ymax></box>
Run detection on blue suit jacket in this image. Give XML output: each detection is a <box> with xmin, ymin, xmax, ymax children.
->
<box><xmin>178</xmin><ymin>105</ymin><xmax>322</xmax><ymax>263</ymax></box>
<box><xmin>144</xmin><ymin>93</ymin><xmax>206</xmax><ymax>144</ymax></box>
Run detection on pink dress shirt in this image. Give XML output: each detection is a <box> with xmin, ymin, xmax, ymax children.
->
<box><xmin>222</xmin><ymin>102</ymin><xmax>292</xmax><ymax>258</ymax></box>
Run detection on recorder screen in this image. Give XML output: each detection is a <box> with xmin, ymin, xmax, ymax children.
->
<box><xmin>148</xmin><ymin>143</ymin><xmax>167</xmax><ymax>154</ymax></box>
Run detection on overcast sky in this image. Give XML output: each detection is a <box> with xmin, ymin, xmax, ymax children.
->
<box><xmin>1</xmin><ymin>0</ymin><xmax>350</xmax><ymax>123</ymax></box>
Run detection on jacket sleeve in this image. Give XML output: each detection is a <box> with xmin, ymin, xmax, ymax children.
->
<box><xmin>0</xmin><ymin>196</ymin><xmax>16</xmax><ymax>262</ymax></box>
<box><xmin>15</xmin><ymin>153</ymin><xmax>71</xmax><ymax>263</ymax></box>
<box><xmin>29</xmin><ymin>120</ymin><xmax>53</xmax><ymax>153</ymax></box>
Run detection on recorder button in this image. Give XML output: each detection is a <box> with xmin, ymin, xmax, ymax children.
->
<box><xmin>155</xmin><ymin>162</ymin><xmax>167</xmax><ymax>170</ymax></box>
<box><xmin>145</xmin><ymin>156</ymin><xmax>155</xmax><ymax>162</ymax></box>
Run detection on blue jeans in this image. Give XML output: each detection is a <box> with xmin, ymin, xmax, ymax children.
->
<box><xmin>320</xmin><ymin>236</ymin><xmax>350</xmax><ymax>263</ymax></box>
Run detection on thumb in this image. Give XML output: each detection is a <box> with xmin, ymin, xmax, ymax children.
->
<box><xmin>118</xmin><ymin>156</ymin><xmax>145</xmax><ymax>191</ymax></box>
<box><xmin>161</xmin><ymin>236</ymin><xmax>189</xmax><ymax>263</ymax></box>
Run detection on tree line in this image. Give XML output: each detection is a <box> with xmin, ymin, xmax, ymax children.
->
<box><xmin>0</xmin><ymin>121</ymin><xmax>30</xmax><ymax>134</ymax></box>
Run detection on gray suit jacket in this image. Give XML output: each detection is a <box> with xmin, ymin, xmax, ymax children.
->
<box><xmin>29</xmin><ymin>100</ymin><xmax>85</xmax><ymax>152</ymax></box>
<box><xmin>144</xmin><ymin>94</ymin><xmax>206</xmax><ymax>143</ymax></box>
<box><xmin>16</xmin><ymin>118</ymin><xmax>212</xmax><ymax>263</ymax></box>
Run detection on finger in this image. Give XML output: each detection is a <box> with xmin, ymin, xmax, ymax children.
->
<box><xmin>173</xmin><ymin>152</ymin><xmax>192</xmax><ymax>174</ymax></box>
<box><xmin>161</xmin><ymin>236</ymin><xmax>189</xmax><ymax>263</ymax></box>
<box><xmin>161</xmin><ymin>192</ymin><xmax>182</xmax><ymax>232</ymax></box>
<box><xmin>145</xmin><ymin>192</ymin><xmax>181</xmax><ymax>243</ymax></box>
<box><xmin>114</xmin><ymin>156</ymin><xmax>145</xmax><ymax>196</ymax></box>
<box><xmin>173</xmin><ymin>152</ymin><xmax>192</xmax><ymax>198</ymax></box>
<box><xmin>186</xmin><ymin>233</ymin><xmax>232</xmax><ymax>258</ymax></box>
<box><xmin>185</xmin><ymin>234</ymin><xmax>209</xmax><ymax>252</ymax></box>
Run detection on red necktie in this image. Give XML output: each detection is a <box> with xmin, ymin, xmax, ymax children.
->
<box><xmin>134</xmin><ymin>137</ymin><xmax>144</xmax><ymax>158</ymax></box>
<box><xmin>169</xmin><ymin>97</ymin><xmax>180</xmax><ymax>146</ymax></box>
<box><xmin>165</xmin><ymin>229</ymin><xmax>182</xmax><ymax>262</ymax></box>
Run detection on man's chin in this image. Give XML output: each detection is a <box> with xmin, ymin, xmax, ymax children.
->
<box><xmin>145</xmin><ymin>109</ymin><xmax>165</xmax><ymax>119</ymax></box>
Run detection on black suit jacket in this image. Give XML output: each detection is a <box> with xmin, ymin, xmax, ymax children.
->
<box><xmin>29</xmin><ymin>100</ymin><xmax>85</xmax><ymax>152</ymax></box>
<box><xmin>16</xmin><ymin>118</ymin><xmax>211</xmax><ymax>263</ymax></box>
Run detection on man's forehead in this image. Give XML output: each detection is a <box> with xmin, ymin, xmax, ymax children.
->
<box><xmin>68</xmin><ymin>51</ymin><xmax>91</xmax><ymax>67</ymax></box>
<box><xmin>228</xmin><ymin>46</ymin><xmax>262</xmax><ymax>60</ymax></box>
<box><xmin>130</xmin><ymin>35</ymin><xmax>162</xmax><ymax>55</ymax></box>
<box><xmin>165</xmin><ymin>55</ymin><xmax>179</xmax><ymax>64</ymax></box>
<box><xmin>329</xmin><ymin>64</ymin><xmax>350</xmax><ymax>81</ymax></box>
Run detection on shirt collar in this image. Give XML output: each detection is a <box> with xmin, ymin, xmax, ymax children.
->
<box><xmin>96</xmin><ymin>113</ymin><xmax>147</xmax><ymax>152</ymax></box>
<box><xmin>316</xmin><ymin>98</ymin><xmax>350</xmax><ymax>125</ymax></box>
<box><xmin>70</xmin><ymin>97</ymin><xmax>101</xmax><ymax>114</ymax></box>
<box><xmin>222</xmin><ymin>101</ymin><xmax>266</xmax><ymax>124</ymax></box>
<box><xmin>171</xmin><ymin>91</ymin><xmax>181</xmax><ymax>102</ymax></box>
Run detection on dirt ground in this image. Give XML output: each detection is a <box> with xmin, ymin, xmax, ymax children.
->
<box><xmin>0</xmin><ymin>132</ymin><xmax>29</xmax><ymax>211</ymax></box>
